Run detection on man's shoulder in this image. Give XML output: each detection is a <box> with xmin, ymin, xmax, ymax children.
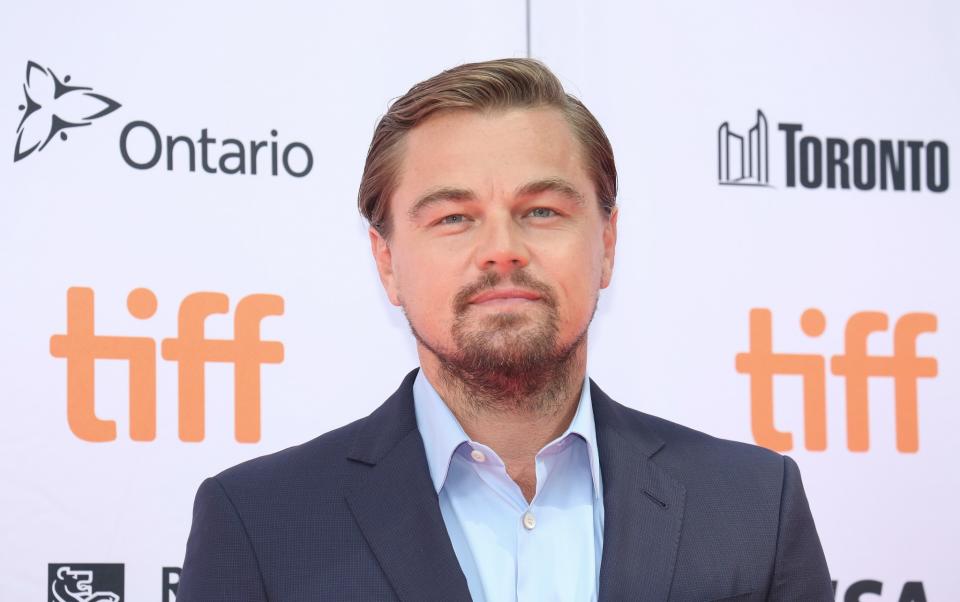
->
<box><xmin>210</xmin><ymin>370</ymin><xmax>419</xmax><ymax>499</ymax></box>
<box><xmin>208</xmin><ymin>370</ymin><xmax>416</xmax><ymax>502</ymax></box>
<box><xmin>613</xmin><ymin>401</ymin><xmax>794</xmax><ymax>535</ymax></box>
<box><xmin>210</xmin><ymin>415</ymin><xmax>369</xmax><ymax>501</ymax></box>
<box><xmin>219</xmin><ymin>417</ymin><xmax>361</xmax><ymax>473</ymax></box>
<box><xmin>646</xmin><ymin>409</ymin><xmax>781</xmax><ymax>464</ymax></box>
<box><xmin>606</xmin><ymin>395</ymin><xmax>787</xmax><ymax>485</ymax></box>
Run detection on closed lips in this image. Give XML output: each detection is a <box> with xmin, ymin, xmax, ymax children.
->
<box><xmin>469</xmin><ymin>289</ymin><xmax>542</xmax><ymax>304</ymax></box>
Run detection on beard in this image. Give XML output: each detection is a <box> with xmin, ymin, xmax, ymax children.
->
<box><xmin>405</xmin><ymin>269</ymin><xmax>593</xmax><ymax>415</ymax></box>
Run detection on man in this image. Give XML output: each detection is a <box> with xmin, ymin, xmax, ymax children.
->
<box><xmin>178</xmin><ymin>59</ymin><xmax>832</xmax><ymax>601</ymax></box>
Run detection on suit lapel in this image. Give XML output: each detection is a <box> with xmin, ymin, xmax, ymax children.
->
<box><xmin>592</xmin><ymin>380</ymin><xmax>687</xmax><ymax>602</ymax></box>
<box><xmin>343</xmin><ymin>372</ymin><xmax>685</xmax><ymax>601</ymax></box>
<box><xmin>344</xmin><ymin>370</ymin><xmax>471</xmax><ymax>602</ymax></box>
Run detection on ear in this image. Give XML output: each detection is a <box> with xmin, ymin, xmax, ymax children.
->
<box><xmin>600</xmin><ymin>206</ymin><xmax>618</xmax><ymax>289</ymax></box>
<box><xmin>369</xmin><ymin>227</ymin><xmax>402</xmax><ymax>306</ymax></box>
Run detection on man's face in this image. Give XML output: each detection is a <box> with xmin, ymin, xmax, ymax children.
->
<box><xmin>370</xmin><ymin>107</ymin><xmax>617</xmax><ymax>383</ymax></box>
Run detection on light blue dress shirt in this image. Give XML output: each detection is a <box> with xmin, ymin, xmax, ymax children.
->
<box><xmin>412</xmin><ymin>369</ymin><xmax>605</xmax><ymax>602</ymax></box>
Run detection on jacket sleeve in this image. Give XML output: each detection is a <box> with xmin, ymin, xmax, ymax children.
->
<box><xmin>768</xmin><ymin>455</ymin><xmax>834</xmax><ymax>602</ymax></box>
<box><xmin>177</xmin><ymin>477</ymin><xmax>269</xmax><ymax>602</ymax></box>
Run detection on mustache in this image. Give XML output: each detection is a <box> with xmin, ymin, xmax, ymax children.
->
<box><xmin>453</xmin><ymin>270</ymin><xmax>558</xmax><ymax>315</ymax></box>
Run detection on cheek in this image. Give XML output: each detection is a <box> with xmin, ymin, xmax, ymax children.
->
<box><xmin>542</xmin><ymin>240</ymin><xmax>604</xmax><ymax>326</ymax></box>
<box><xmin>394</xmin><ymin>247</ymin><xmax>461</xmax><ymax>322</ymax></box>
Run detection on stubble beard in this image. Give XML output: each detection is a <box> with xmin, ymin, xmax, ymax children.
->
<box><xmin>405</xmin><ymin>270</ymin><xmax>594</xmax><ymax>417</ymax></box>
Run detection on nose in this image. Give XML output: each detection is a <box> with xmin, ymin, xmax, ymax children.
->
<box><xmin>473</xmin><ymin>212</ymin><xmax>530</xmax><ymax>275</ymax></box>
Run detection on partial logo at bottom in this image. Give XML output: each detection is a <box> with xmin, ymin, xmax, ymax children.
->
<box><xmin>49</xmin><ymin>564</ymin><xmax>123</xmax><ymax>602</ymax></box>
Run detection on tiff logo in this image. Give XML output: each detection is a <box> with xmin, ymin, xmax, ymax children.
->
<box><xmin>736</xmin><ymin>308</ymin><xmax>937</xmax><ymax>452</ymax></box>
<box><xmin>718</xmin><ymin>109</ymin><xmax>769</xmax><ymax>187</ymax></box>
<box><xmin>50</xmin><ymin>287</ymin><xmax>283</xmax><ymax>443</ymax></box>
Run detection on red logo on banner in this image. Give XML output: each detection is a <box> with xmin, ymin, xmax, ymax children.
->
<box><xmin>735</xmin><ymin>308</ymin><xmax>937</xmax><ymax>453</ymax></box>
<box><xmin>50</xmin><ymin>287</ymin><xmax>284</xmax><ymax>443</ymax></box>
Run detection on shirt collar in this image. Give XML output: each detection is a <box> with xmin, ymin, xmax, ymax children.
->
<box><xmin>412</xmin><ymin>369</ymin><xmax>470</xmax><ymax>493</ymax></box>
<box><xmin>412</xmin><ymin>368</ymin><xmax>603</xmax><ymax>501</ymax></box>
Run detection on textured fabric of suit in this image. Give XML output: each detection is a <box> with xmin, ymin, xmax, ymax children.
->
<box><xmin>177</xmin><ymin>369</ymin><xmax>833</xmax><ymax>601</ymax></box>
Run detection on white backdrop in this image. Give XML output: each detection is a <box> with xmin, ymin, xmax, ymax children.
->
<box><xmin>1</xmin><ymin>1</ymin><xmax>956</xmax><ymax>600</ymax></box>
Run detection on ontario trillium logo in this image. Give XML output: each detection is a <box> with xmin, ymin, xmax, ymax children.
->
<box><xmin>14</xmin><ymin>61</ymin><xmax>121</xmax><ymax>162</ymax></box>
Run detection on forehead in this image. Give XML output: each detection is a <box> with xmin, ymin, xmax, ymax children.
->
<box><xmin>392</xmin><ymin>107</ymin><xmax>593</xmax><ymax>207</ymax></box>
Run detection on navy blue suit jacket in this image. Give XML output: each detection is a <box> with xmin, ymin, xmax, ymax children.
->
<box><xmin>178</xmin><ymin>369</ymin><xmax>832</xmax><ymax>601</ymax></box>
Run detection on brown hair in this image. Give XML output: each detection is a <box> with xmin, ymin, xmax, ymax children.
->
<box><xmin>357</xmin><ymin>58</ymin><xmax>617</xmax><ymax>238</ymax></box>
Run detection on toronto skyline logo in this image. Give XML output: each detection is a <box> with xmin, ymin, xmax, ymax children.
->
<box><xmin>14</xmin><ymin>61</ymin><xmax>121</xmax><ymax>162</ymax></box>
<box><xmin>717</xmin><ymin>109</ymin><xmax>770</xmax><ymax>187</ymax></box>
<box><xmin>717</xmin><ymin>108</ymin><xmax>948</xmax><ymax>192</ymax></box>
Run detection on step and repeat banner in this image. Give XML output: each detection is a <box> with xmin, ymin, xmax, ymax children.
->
<box><xmin>1</xmin><ymin>1</ymin><xmax>956</xmax><ymax>600</ymax></box>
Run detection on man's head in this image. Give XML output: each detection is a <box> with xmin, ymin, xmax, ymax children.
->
<box><xmin>359</xmin><ymin>58</ymin><xmax>618</xmax><ymax>407</ymax></box>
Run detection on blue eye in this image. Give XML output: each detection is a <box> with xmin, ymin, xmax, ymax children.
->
<box><xmin>528</xmin><ymin>207</ymin><xmax>557</xmax><ymax>218</ymax></box>
<box><xmin>440</xmin><ymin>214</ymin><xmax>466</xmax><ymax>224</ymax></box>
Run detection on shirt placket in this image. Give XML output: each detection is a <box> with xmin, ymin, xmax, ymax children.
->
<box><xmin>516</xmin><ymin>438</ymin><xmax>569</xmax><ymax>602</ymax></box>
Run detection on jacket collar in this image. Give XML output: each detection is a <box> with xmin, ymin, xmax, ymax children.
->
<box><xmin>345</xmin><ymin>368</ymin><xmax>686</xmax><ymax>602</ymax></box>
<box><xmin>345</xmin><ymin>369</ymin><xmax>472</xmax><ymax>601</ymax></box>
<box><xmin>589</xmin><ymin>379</ymin><xmax>687</xmax><ymax>601</ymax></box>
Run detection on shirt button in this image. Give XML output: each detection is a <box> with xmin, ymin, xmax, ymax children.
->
<box><xmin>470</xmin><ymin>449</ymin><xmax>486</xmax><ymax>463</ymax></box>
<box><xmin>522</xmin><ymin>511</ymin><xmax>536</xmax><ymax>531</ymax></box>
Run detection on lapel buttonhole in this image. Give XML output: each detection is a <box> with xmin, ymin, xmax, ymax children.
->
<box><xmin>642</xmin><ymin>489</ymin><xmax>668</xmax><ymax>509</ymax></box>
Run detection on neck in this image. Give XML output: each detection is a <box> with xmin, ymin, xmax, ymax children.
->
<box><xmin>417</xmin><ymin>339</ymin><xmax>588</xmax><ymax>479</ymax></box>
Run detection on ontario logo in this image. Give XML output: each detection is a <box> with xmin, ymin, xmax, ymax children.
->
<box><xmin>14</xmin><ymin>61</ymin><xmax>121</xmax><ymax>162</ymax></box>
<box><xmin>13</xmin><ymin>60</ymin><xmax>313</xmax><ymax>176</ymax></box>
<box><xmin>718</xmin><ymin>109</ymin><xmax>949</xmax><ymax>192</ymax></box>
<box><xmin>48</xmin><ymin>564</ymin><xmax>123</xmax><ymax>602</ymax></box>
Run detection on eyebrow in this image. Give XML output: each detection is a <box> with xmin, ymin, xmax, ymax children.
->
<box><xmin>407</xmin><ymin>187</ymin><xmax>476</xmax><ymax>220</ymax></box>
<box><xmin>407</xmin><ymin>177</ymin><xmax>586</xmax><ymax>220</ymax></box>
<box><xmin>515</xmin><ymin>177</ymin><xmax>585</xmax><ymax>206</ymax></box>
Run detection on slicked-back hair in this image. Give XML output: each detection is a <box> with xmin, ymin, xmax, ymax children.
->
<box><xmin>357</xmin><ymin>58</ymin><xmax>617</xmax><ymax>238</ymax></box>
